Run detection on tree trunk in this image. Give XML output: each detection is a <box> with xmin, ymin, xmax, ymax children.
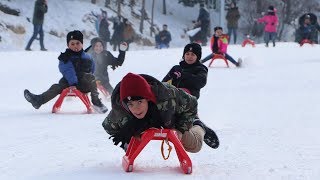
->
<box><xmin>139</xmin><ymin>0</ymin><xmax>146</xmax><ymax>33</ymax></box>
<box><xmin>105</xmin><ymin>0</ymin><xmax>111</xmax><ymax>7</ymax></box>
<box><xmin>117</xmin><ymin>0</ymin><xmax>121</xmax><ymax>17</ymax></box>
<box><xmin>256</xmin><ymin>0</ymin><xmax>263</xmax><ymax>14</ymax></box>
<box><xmin>150</xmin><ymin>0</ymin><xmax>155</xmax><ymax>36</ymax></box>
<box><xmin>162</xmin><ymin>0</ymin><xmax>167</xmax><ymax>15</ymax></box>
<box><xmin>91</xmin><ymin>0</ymin><xmax>96</xmax><ymax>4</ymax></box>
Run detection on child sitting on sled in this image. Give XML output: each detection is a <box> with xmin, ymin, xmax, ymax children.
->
<box><xmin>24</xmin><ymin>30</ymin><xmax>108</xmax><ymax>113</ymax></box>
<box><xmin>200</xmin><ymin>26</ymin><xmax>242</xmax><ymax>67</ymax></box>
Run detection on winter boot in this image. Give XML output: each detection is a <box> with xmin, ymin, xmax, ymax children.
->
<box><xmin>236</xmin><ymin>58</ymin><xmax>243</xmax><ymax>67</ymax></box>
<box><xmin>193</xmin><ymin>119</ymin><xmax>219</xmax><ymax>149</ymax></box>
<box><xmin>91</xmin><ymin>96</ymin><xmax>108</xmax><ymax>113</ymax></box>
<box><xmin>24</xmin><ymin>89</ymin><xmax>43</xmax><ymax>109</ymax></box>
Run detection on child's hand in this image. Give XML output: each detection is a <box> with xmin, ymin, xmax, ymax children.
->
<box><xmin>119</xmin><ymin>42</ymin><xmax>128</xmax><ymax>51</ymax></box>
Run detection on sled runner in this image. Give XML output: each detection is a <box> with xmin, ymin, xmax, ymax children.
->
<box><xmin>52</xmin><ymin>87</ymin><xmax>93</xmax><ymax>113</ymax></box>
<box><xmin>208</xmin><ymin>54</ymin><xmax>229</xmax><ymax>68</ymax></box>
<box><xmin>242</xmin><ymin>37</ymin><xmax>255</xmax><ymax>47</ymax></box>
<box><xmin>122</xmin><ymin>128</ymin><xmax>193</xmax><ymax>174</ymax></box>
<box><xmin>96</xmin><ymin>80</ymin><xmax>111</xmax><ymax>98</ymax></box>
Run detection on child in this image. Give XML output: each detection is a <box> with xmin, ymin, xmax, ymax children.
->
<box><xmin>257</xmin><ymin>5</ymin><xmax>278</xmax><ymax>47</ymax></box>
<box><xmin>200</xmin><ymin>26</ymin><xmax>241</xmax><ymax>67</ymax></box>
<box><xmin>162</xmin><ymin>43</ymin><xmax>207</xmax><ymax>99</ymax></box>
<box><xmin>162</xmin><ymin>42</ymin><xmax>219</xmax><ymax>149</ymax></box>
<box><xmin>24</xmin><ymin>30</ymin><xmax>108</xmax><ymax>113</ymax></box>
<box><xmin>88</xmin><ymin>37</ymin><xmax>127</xmax><ymax>94</ymax></box>
<box><xmin>103</xmin><ymin>72</ymin><xmax>219</xmax><ymax>152</ymax></box>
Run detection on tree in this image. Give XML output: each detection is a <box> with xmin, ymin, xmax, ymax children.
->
<box><xmin>139</xmin><ymin>0</ymin><xmax>146</xmax><ymax>33</ymax></box>
<box><xmin>91</xmin><ymin>0</ymin><xmax>96</xmax><ymax>4</ymax></box>
<box><xmin>151</xmin><ymin>0</ymin><xmax>155</xmax><ymax>36</ymax></box>
<box><xmin>162</xmin><ymin>0</ymin><xmax>167</xmax><ymax>15</ymax></box>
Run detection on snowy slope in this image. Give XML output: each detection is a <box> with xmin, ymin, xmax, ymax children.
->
<box><xmin>0</xmin><ymin>0</ymin><xmax>200</xmax><ymax>51</ymax></box>
<box><xmin>1</xmin><ymin>43</ymin><xmax>320</xmax><ymax>180</ymax></box>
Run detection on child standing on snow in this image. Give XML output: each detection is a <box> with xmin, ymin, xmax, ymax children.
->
<box><xmin>24</xmin><ymin>30</ymin><xmax>108</xmax><ymax>113</ymax></box>
<box><xmin>88</xmin><ymin>37</ymin><xmax>127</xmax><ymax>94</ymax></box>
<box><xmin>103</xmin><ymin>72</ymin><xmax>219</xmax><ymax>151</ymax></box>
<box><xmin>200</xmin><ymin>26</ymin><xmax>241</xmax><ymax>67</ymax></box>
<box><xmin>257</xmin><ymin>5</ymin><xmax>278</xmax><ymax>47</ymax></box>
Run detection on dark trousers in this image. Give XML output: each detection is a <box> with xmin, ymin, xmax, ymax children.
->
<box><xmin>40</xmin><ymin>73</ymin><xmax>99</xmax><ymax>104</ymax></box>
<box><xmin>227</xmin><ymin>27</ymin><xmax>237</xmax><ymax>44</ymax></box>
<box><xmin>26</xmin><ymin>24</ymin><xmax>45</xmax><ymax>49</ymax></box>
<box><xmin>264</xmin><ymin>32</ymin><xmax>277</xmax><ymax>46</ymax></box>
<box><xmin>201</xmin><ymin>53</ymin><xmax>238</xmax><ymax>66</ymax></box>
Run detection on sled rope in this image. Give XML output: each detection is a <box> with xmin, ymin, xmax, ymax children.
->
<box><xmin>161</xmin><ymin>138</ymin><xmax>172</xmax><ymax>160</ymax></box>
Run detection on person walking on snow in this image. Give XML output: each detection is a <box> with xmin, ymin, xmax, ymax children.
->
<box><xmin>200</xmin><ymin>27</ymin><xmax>242</xmax><ymax>67</ymax></box>
<box><xmin>25</xmin><ymin>0</ymin><xmax>48</xmax><ymax>51</ymax></box>
<box><xmin>103</xmin><ymin>72</ymin><xmax>219</xmax><ymax>151</ymax></box>
<box><xmin>226</xmin><ymin>2</ymin><xmax>240</xmax><ymax>44</ymax></box>
<box><xmin>24</xmin><ymin>30</ymin><xmax>108</xmax><ymax>113</ymax></box>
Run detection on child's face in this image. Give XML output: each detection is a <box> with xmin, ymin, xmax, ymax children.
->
<box><xmin>215</xmin><ymin>29</ymin><xmax>223</xmax><ymax>37</ymax></box>
<box><xmin>184</xmin><ymin>51</ymin><xmax>198</xmax><ymax>64</ymax></box>
<box><xmin>68</xmin><ymin>40</ymin><xmax>83</xmax><ymax>52</ymax></box>
<box><xmin>127</xmin><ymin>99</ymin><xmax>149</xmax><ymax>119</ymax></box>
<box><xmin>93</xmin><ymin>42</ymin><xmax>104</xmax><ymax>54</ymax></box>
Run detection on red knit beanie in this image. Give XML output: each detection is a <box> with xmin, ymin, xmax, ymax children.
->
<box><xmin>120</xmin><ymin>73</ymin><xmax>156</xmax><ymax>104</ymax></box>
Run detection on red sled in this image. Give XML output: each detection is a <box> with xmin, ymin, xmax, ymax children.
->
<box><xmin>52</xmin><ymin>87</ymin><xmax>93</xmax><ymax>113</ymax></box>
<box><xmin>300</xmin><ymin>39</ymin><xmax>313</xmax><ymax>46</ymax></box>
<box><xmin>96</xmin><ymin>81</ymin><xmax>111</xmax><ymax>97</ymax></box>
<box><xmin>242</xmin><ymin>38</ymin><xmax>255</xmax><ymax>47</ymax></box>
<box><xmin>208</xmin><ymin>54</ymin><xmax>229</xmax><ymax>68</ymax></box>
<box><xmin>122</xmin><ymin>128</ymin><xmax>193</xmax><ymax>174</ymax></box>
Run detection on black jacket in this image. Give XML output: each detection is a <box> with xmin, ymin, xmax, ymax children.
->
<box><xmin>90</xmin><ymin>50</ymin><xmax>125</xmax><ymax>80</ymax></box>
<box><xmin>162</xmin><ymin>61</ymin><xmax>208</xmax><ymax>99</ymax></box>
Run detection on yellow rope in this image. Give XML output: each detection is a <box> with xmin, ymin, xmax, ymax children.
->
<box><xmin>161</xmin><ymin>139</ymin><xmax>172</xmax><ymax>160</ymax></box>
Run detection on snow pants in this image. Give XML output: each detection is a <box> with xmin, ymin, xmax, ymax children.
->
<box><xmin>177</xmin><ymin>125</ymin><xmax>205</xmax><ymax>153</ymax></box>
<box><xmin>40</xmin><ymin>73</ymin><xmax>99</xmax><ymax>104</ymax></box>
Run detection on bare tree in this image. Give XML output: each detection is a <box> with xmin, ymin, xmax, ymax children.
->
<box><xmin>163</xmin><ymin>0</ymin><xmax>167</xmax><ymax>15</ymax></box>
<box><xmin>105</xmin><ymin>0</ymin><xmax>111</xmax><ymax>7</ymax></box>
<box><xmin>117</xmin><ymin>0</ymin><xmax>121</xmax><ymax>17</ymax></box>
<box><xmin>150</xmin><ymin>0</ymin><xmax>155</xmax><ymax>36</ymax></box>
<box><xmin>139</xmin><ymin>0</ymin><xmax>146</xmax><ymax>33</ymax></box>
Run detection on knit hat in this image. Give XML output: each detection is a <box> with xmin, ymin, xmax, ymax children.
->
<box><xmin>120</xmin><ymin>73</ymin><xmax>156</xmax><ymax>104</ymax></box>
<box><xmin>90</xmin><ymin>37</ymin><xmax>106</xmax><ymax>48</ymax></box>
<box><xmin>182</xmin><ymin>43</ymin><xmax>202</xmax><ymax>61</ymax></box>
<box><xmin>268</xmin><ymin>5</ymin><xmax>274</xmax><ymax>12</ymax></box>
<box><xmin>67</xmin><ymin>30</ymin><xmax>83</xmax><ymax>44</ymax></box>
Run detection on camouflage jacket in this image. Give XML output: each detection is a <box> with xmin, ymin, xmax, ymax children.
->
<box><xmin>102</xmin><ymin>74</ymin><xmax>198</xmax><ymax>136</ymax></box>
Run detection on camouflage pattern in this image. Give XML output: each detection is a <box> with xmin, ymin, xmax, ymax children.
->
<box><xmin>102</xmin><ymin>74</ymin><xmax>198</xmax><ymax>136</ymax></box>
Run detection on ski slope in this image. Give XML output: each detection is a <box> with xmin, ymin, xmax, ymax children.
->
<box><xmin>1</xmin><ymin>43</ymin><xmax>320</xmax><ymax>180</ymax></box>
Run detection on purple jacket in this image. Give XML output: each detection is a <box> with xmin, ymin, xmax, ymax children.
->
<box><xmin>258</xmin><ymin>15</ymin><xmax>278</xmax><ymax>32</ymax></box>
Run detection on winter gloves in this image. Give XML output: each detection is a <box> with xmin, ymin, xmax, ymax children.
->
<box><xmin>169</xmin><ymin>66</ymin><xmax>183</xmax><ymax>80</ymax></box>
<box><xmin>119</xmin><ymin>42</ymin><xmax>128</xmax><ymax>51</ymax></box>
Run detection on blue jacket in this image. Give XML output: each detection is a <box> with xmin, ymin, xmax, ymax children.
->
<box><xmin>58</xmin><ymin>49</ymin><xmax>95</xmax><ymax>85</ymax></box>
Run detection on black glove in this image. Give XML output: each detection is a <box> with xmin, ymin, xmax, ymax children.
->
<box><xmin>58</xmin><ymin>49</ymin><xmax>73</xmax><ymax>63</ymax></box>
<box><xmin>169</xmin><ymin>66</ymin><xmax>183</xmax><ymax>80</ymax></box>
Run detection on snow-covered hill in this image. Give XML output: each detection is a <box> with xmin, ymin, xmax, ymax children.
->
<box><xmin>0</xmin><ymin>0</ymin><xmax>201</xmax><ymax>51</ymax></box>
<box><xmin>1</xmin><ymin>43</ymin><xmax>320</xmax><ymax>180</ymax></box>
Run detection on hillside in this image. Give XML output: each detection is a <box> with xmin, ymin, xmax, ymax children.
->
<box><xmin>0</xmin><ymin>0</ymin><xmax>201</xmax><ymax>51</ymax></box>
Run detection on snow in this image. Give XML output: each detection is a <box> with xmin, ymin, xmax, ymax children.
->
<box><xmin>1</xmin><ymin>42</ymin><xmax>320</xmax><ymax>180</ymax></box>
